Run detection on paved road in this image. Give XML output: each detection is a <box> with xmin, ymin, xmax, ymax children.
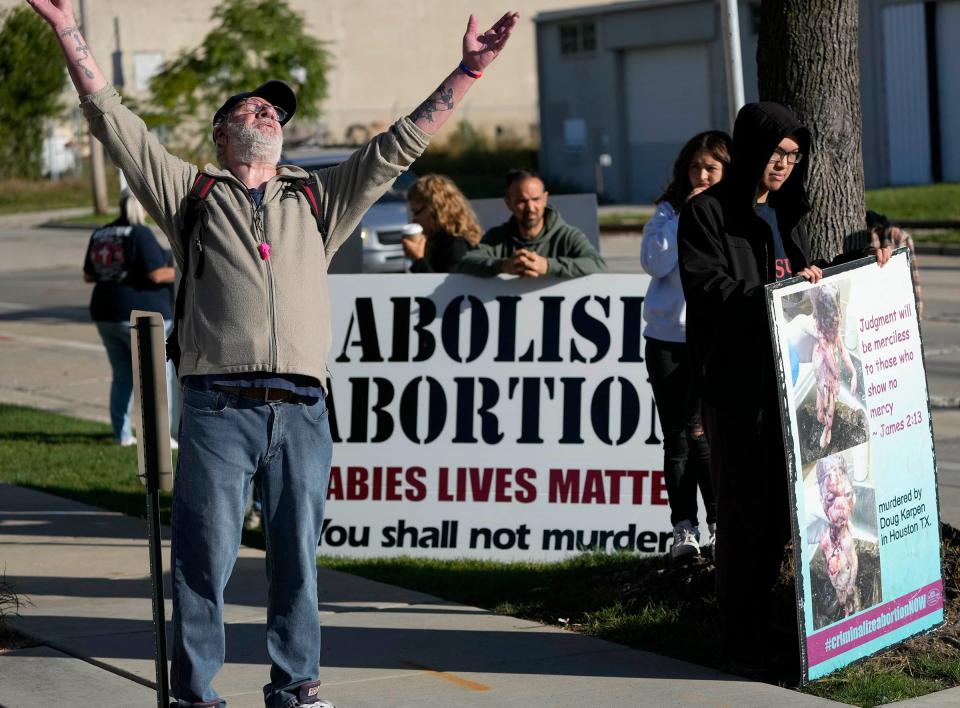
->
<box><xmin>1</xmin><ymin>215</ymin><xmax>958</xmax><ymax>527</ymax></box>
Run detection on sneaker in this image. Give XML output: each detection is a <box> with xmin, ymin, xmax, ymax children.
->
<box><xmin>670</xmin><ymin>520</ymin><xmax>700</xmax><ymax>559</ymax></box>
<box><xmin>119</xmin><ymin>436</ymin><xmax>137</xmax><ymax>447</ymax></box>
<box><xmin>170</xmin><ymin>438</ymin><xmax>179</xmax><ymax>450</ymax></box>
<box><xmin>243</xmin><ymin>508</ymin><xmax>262</xmax><ymax>531</ymax></box>
<box><xmin>294</xmin><ymin>681</ymin><xmax>336</xmax><ymax>707</ymax></box>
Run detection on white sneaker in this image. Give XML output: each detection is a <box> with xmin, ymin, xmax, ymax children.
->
<box><xmin>297</xmin><ymin>699</ymin><xmax>337</xmax><ymax>708</ymax></box>
<box><xmin>170</xmin><ymin>438</ymin><xmax>179</xmax><ymax>450</ymax></box>
<box><xmin>670</xmin><ymin>520</ymin><xmax>701</xmax><ymax>559</ymax></box>
<box><xmin>119</xmin><ymin>436</ymin><xmax>137</xmax><ymax>447</ymax></box>
<box><xmin>292</xmin><ymin>680</ymin><xmax>336</xmax><ymax>707</ymax></box>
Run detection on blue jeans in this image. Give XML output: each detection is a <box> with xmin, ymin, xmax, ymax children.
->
<box><xmin>170</xmin><ymin>386</ymin><xmax>333</xmax><ymax>708</ymax></box>
<box><xmin>95</xmin><ymin>319</ymin><xmax>177</xmax><ymax>442</ymax></box>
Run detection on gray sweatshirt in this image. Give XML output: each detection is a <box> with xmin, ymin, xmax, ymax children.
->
<box><xmin>81</xmin><ymin>85</ymin><xmax>429</xmax><ymax>385</ymax></box>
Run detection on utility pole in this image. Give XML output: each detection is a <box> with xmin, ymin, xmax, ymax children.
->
<box><xmin>78</xmin><ymin>0</ymin><xmax>109</xmax><ymax>214</ymax></box>
<box><xmin>719</xmin><ymin>0</ymin><xmax>746</xmax><ymax>131</ymax></box>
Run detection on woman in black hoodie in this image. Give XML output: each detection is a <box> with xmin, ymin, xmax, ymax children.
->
<box><xmin>677</xmin><ymin>102</ymin><xmax>829</xmax><ymax>661</ymax></box>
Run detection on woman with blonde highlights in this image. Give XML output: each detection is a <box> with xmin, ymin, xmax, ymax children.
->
<box><xmin>404</xmin><ymin>174</ymin><xmax>482</xmax><ymax>272</ymax></box>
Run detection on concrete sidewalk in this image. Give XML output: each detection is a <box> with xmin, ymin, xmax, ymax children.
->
<box><xmin>0</xmin><ymin>483</ymin><xmax>847</xmax><ymax>708</ymax></box>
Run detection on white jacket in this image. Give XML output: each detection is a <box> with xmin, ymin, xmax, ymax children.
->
<box><xmin>640</xmin><ymin>201</ymin><xmax>686</xmax><ymax>343</ymax></box>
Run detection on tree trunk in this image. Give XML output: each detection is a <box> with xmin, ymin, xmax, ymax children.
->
<box><xmin>758</xmin><ymin>0</ymin><xmax>867</xmax><ymax>262</ymax></box>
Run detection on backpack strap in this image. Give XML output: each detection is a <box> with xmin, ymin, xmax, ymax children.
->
<box><xmin>167</xmin><ymin>173</ymin><xmax>326</xmax><ymax>371</ymax></box>
<box><xmin>167</xmin><ymin>173</ymin><xmax>218</xmax><ymax>371</ymax></box>
<box><xmin>295</xmin><ymin>175</ymin><xmax>328</xmax><ymax>245</ymax></box>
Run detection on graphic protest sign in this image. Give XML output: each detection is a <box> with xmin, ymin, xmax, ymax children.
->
<box><xmin>766</xmin><ymin>250</ymin><xmax>943</xmax><ymax>682</ymax></box>
<box><xmin>324</xmin><ymin>274</ymin><xmax>670</xmax><ymax>560</ymax></box>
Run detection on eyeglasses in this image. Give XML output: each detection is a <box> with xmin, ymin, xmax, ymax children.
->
<box><xmin>234</xmin><ymin>101</ymin><xmax>287</xmax><ymax>123</ymax></box>
<box><xmin>768</xmin><ymin>148</ymin><xmax>803</xmax><ymax>165</ymax></box>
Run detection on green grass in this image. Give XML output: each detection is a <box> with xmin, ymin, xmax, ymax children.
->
<box><xmin>3</xmin><ymin>403</ymin><xmax>959</xmax><ymax>706</ymax></box>
<box><xmin>802</xmin><ymin>653</ymin><xmax>960</xmax><ymax>707</ymax></box>
<box><xmin>866</xmin><ymin>183</ymin><xmax>960</xmax><ymax>222</ymax></box>
<box><xmin>7</xmin><ymin>175</ymin><xmax>959</xmax><ymax>231</ymax></box>
<box><xmin>913</xmin><ymin>229</ymin><xmax>960</xmax><ymax>244</ymax></box>
<box><xmin>0</xmin><ymin>177</ymin><xmax>121</xmax><ymax>216</ymax></box>
<box><xmin>0</xmin><ymin>404</ymin><xmax>168</xmax><ymax>522</ymax></box>
<box><xmin>44</xmin><ymin>210</ymin><xmax>159</xmax><ymax>229</ymax></box>
<box><xmin>320</xmin><ymin>552</ymin><xmax>655</xmax><ymax>623</ymax></box>
<box><xmin>599</xmin><ymin>211</ymin><xmax>649</xmax><ymax>227</ymax></box>
<box><xmin>319</xmin><ymin>551</ymin><xmax>720</xmax><ymax>667</ymax></box>
<box><xmin>45</xmin><ymin>210</ymin><xmax>121</xmax><ymax>227</ymax></box>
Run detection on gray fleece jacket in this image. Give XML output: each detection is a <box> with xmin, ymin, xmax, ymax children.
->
<box><xmin>81</xmin><ymin>86</ymin><xmax>429</xmax><ymax>385</ymax></box>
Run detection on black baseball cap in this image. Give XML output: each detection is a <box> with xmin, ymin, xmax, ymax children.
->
<box><xmin>212</xmin><ymin>80</ymin><xmax>297</xmax><ymax>128</ymax></box>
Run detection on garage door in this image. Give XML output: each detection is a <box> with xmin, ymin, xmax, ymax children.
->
<box><xmin>882</xmin><ymin>2</ymin><xmax>932</xmax><ymax>185</ymax></box>
<box><xmin>623</xmin><ymin>43</ymin><xmax>712</xmax><ymax>202</ymax></box>
<box><xmin>938</xmin><ymin>1</ymin><xmax>960</xmax><ymax>183</ymax></box>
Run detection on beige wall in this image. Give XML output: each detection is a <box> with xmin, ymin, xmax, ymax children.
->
<box><xmin>3</xmin><ymin>0</ymin><xmax>604</xmax><ymax>145</ymax></box>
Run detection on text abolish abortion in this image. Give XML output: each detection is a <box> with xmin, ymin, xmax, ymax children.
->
<box><xmin>328</xmin><ymin>294</ymin><xmax>653</xmax><ymax>446</ymax></box>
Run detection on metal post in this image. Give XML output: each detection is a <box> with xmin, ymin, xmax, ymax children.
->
<box><xmin>78</xmin><ymin>0</ymin><xmax>110</xmax><ymax>215</ymax></box>
<box><xmin>131</xmin><ymin>311</ymin><xmax>173</xmax><ymax>707</ymax></box>
<box><xmin>720</xmin><ymin>0</ymin><xmax>746</xmax><ymax>130</ymax></box>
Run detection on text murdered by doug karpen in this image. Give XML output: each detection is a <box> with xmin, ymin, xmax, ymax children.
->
<box><xmin>860</xmin><ymin>301</ymin><xmax>924</xmax><ymax>438</ymax></box>
<box><xmin>878</xmin><ymin>487</ymin><xmax>932</xmax><ymax>546</ymax></box>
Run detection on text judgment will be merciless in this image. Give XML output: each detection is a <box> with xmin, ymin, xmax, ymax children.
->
<box><xmin>325</xmin><ymin>294</ymin><xmax>656</xmax><ymax>446</ymax></box>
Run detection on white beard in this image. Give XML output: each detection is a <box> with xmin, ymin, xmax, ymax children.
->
<box><xmin>227</xmin><ymin>120</ymin><xmax>283</xmax><ymax>165</ymax></box>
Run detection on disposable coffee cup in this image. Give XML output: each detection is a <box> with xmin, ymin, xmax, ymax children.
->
<box><xmin>402</xmin><ymin>223</ymin><xmax>424</xmax><ymax>240</ymax></box>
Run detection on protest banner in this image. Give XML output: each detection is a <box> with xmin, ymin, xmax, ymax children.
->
<box><xmin>323</xmin><ymin>273</ymin><xmax>672</xmax><ymax>560</ymax></box>
<box><xmin>766</xmin><ymin>249</ymin><xmax>944</xmax><ymax>682</ymax></box>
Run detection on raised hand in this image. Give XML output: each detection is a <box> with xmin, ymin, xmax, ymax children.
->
<box><xmin>25</xmin><ymin>0</ymin><xmax>77</xmax><ymax>29</ymax></box>
<box><xmin>25</xmin><ymin>0</ymin><xmax>105</xmax><ymax>94</ymax></box>
<box><xmin>462</xmin><ymin>12</ymin><xmax>520</xmax><ymax>73</ymax></box>
<box><xmin>411</xmin><ymin>12</ymin><xmax>519</xmax><ymax>135</ymax></box>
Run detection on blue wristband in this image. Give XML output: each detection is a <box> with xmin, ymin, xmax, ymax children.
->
<box><xmin>458</xmin><ymin>62</ymin><xmax>482</xmax><ymax>79</ymax></box>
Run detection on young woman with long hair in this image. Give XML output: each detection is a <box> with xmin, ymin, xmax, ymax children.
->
<box><xmin>641</xmin><ymin>130</ymin><xmax>732</xmax><ymax>559</ymax></box>
<box><xmin>404</xmin><ymin>174</ymin><xmax>482</xmax><ymax>273</ymax></box>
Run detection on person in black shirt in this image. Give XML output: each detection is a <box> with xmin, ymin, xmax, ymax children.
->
<box><xmin>403</xmin><ymin>174</ymin><xmax>481</xmax><ymax>272</ymax></box>
<box><xmin>677</xmin><ymin>102</ymin><xmax>827</xmax><ymax>667</ymax></box>
<box><xmin>84</xmin><ymin>189</ymin><xmax>175</xmax><ymax>445</ymax></box>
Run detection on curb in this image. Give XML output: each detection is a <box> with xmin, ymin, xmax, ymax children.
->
<box><xmin>931</xmin><ymin>397</ymin><xmax>960</xmax><ymax>410</ymax></box>
<box><xmin>38</xmin><ymin>221</ymin><xmax>99</xmax><ymax>231</ymax></box>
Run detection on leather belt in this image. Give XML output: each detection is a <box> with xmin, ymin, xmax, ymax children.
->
<box><xmin>213</xmin><ymin>385</ymin><xmax>300</xmax><ymax>403</ymax></box>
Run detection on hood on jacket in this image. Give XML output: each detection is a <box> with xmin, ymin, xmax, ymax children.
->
<box><xmin>510</xmin><ymin>205</ymin><xmax>563</xmax><ymax>246</ymax></box>
<box><xmin>729</xmin><ymin>101</ymin><xmax>811</xmax><ymax>216</ymax></box>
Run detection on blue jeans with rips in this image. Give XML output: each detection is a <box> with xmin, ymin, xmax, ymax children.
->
<box><xmin>170</xmin><ymin>385</ymin><xmax>332</xmax><ymax>708</ymax></box>
<box><xmin>94</xmin><ymin>319</ymin><xmax>176</xmax><ymax>442</ymax></box>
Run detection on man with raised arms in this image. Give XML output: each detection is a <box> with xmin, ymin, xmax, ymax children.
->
<box><xmin>26</xmin><ymin>1</ymin><xmax>518</xmax><ymax>705</ymax></box>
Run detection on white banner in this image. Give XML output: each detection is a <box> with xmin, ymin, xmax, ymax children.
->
<box><xmin>322</xmin><ymin>273</ymin><xmax>670</xmax><ymax>559</ymax></box>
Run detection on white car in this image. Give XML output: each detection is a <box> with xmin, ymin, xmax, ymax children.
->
<box><xmin>281</xmin><ymin>148</ymin><xmax>415</xmax><ymax>273</ymax></box>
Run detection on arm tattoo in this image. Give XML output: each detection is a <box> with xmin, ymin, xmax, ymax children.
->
<box><xmin>410</xmin><ymin>83</ymin><xmax>455</xmax><ymax>124</ymax></box>
<box><xmin>59</xmin><ymin>26</ymin><xmax>95</xmax><ymax>79</ymax></box>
